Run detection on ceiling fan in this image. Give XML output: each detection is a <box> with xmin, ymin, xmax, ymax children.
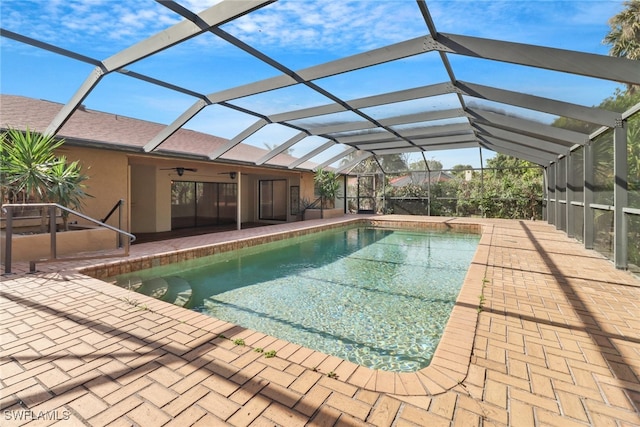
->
<box><xmin>219</xmin><ymin>171</ymin><xmax>237</xmax><ymax>179</ymax></box>
<box><xmin>160</xmin><ymin>167</ymin><xmax>197</xmax><ymax>176</ymax></box>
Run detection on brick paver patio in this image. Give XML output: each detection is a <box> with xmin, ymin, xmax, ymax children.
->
<box><xmin>1</xmin><ymin>216</ymin><xmax>639</xmax><ymax>426</ymax></box>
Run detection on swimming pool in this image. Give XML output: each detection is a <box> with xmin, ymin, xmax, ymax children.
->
<box><xmin>111</xmin><ymin>226</ymin><xmax>479</xmax><ymax>371</ymax></box>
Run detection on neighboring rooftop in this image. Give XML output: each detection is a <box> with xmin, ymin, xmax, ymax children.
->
<box><xmin>0</xmin><ymin>94</ymin><xmax>311</xmax><ymax>169</ymax></box>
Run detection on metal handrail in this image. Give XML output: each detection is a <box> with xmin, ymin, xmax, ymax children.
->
<box><xmin>100</xmin><ymin>199</ymin><xmax>126</xmax><ymax>248</ymax></box>
<box><xmin>101</xmin><ymin>199</ymin><xmax>124</xmax><ymax>223</ymax></box>
<box><xmin>2</xmin><ymin>203</ymin><xmax>135</xmax><ymax>274</ymax></box>
<box><xmin>300</xmin><ymin>197</ymin><xmax>322</xmax><ymax>216</ymax></box>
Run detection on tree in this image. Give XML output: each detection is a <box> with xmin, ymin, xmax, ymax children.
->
<box><xmin>603</xmin><ymin>0</ymin><xmax>640</xmax><ymax>60</ymax></box>
<box><xmin>452</xmin><ymin>164</ymin><xmax>473</xmax><ymax>172</ymax></box>
<box><xmin>451</xmin><ymin>164</ymin><xmax>473</xmax><ymax>178</ymax></box>
<box><xmin>378</xmin><ymin>154</ymin><xmax>407</xmax><ymax>172</ymax></box>
<box><xmin>314</xmin><ymin>168</ymin><xmax>341</xmax><ymax>211</ymax></box>
<box><xmin>341</xmin><ymin>152</ymin><xmax>378</xmax><ymax>174</ymax></box>
<box><xmin>603</xmin><ymin>0</ymin><xmax>640</xmax><ymax>93</ymax></box>
<box><xmin>455</xmin><ymin>154</ymin><xmax>543</xmax><ymax>219</ymax></box>
<box><xmin>409</xmin><ymin>158</ymin><xmax>443</xmax><ymax>171</ymax></box>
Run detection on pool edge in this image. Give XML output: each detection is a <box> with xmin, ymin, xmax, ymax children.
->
<box><xmin>79</xmin><ymin>216</ymin><xmax>488</xmax><ymax>397</ymax></box>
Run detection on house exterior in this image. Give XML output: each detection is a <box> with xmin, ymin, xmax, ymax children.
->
<box><xmin>1</xmin><ymin>95</ymin><xmax>342</xmax><ymax>236</ymax></box>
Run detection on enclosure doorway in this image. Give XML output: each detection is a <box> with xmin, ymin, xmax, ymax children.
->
<box><xmin>356</xmin><ymin>174</ymin><xmax>376</xmax><ymax>213</ymax></box>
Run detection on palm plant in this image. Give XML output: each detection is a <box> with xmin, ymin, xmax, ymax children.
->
<box><xmin>1</xmin><ymin>127</ymin><xmax>90</xmax><ymax>231</ymax></box>
<box><xmin>263</xmin><ymin>142</ymin><xmax>294</xmax><ymax>156</ymax></box>
<box><xmin>47</xmin><ymin>157</ymin><xmax>91</xmax><ymax>230</ymax></box>
<box><xmin>603</xmin><ymin>0</ymin><xmax>640</xmax><ymax>93</ymax></box>
<box><xmin>1</xmin><ymin>127</ymin><xmax>64</xmax><ymax>203</ymax></box>
<box><xmin>603</xmin><ymin>0</ymin><xmax>640</xmax><ymax>59</ymax></box>
<box><xmin>314</xmin><ymin>168</ymin><xmax>341</xmax><ymax>211</ymax></box>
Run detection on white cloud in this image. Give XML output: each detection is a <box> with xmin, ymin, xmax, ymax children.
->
<box><xmin>2</xmin><ymin>0</ymin><xmax>180</xmax><ymax>55</ymax></box>
<box><xmin>224</xmin><ymin>0</ymin><xmax>425</xmax><ymax>53</ymax></box>
<box><xmin>3</xmin><ymin>0</ymin><xmax>624</xmax><ymax>59</ymax></box>
<box><xmin>178</xmin><ymin>0</ymin><xmax>223</xmax><ymax>13</ymax></box>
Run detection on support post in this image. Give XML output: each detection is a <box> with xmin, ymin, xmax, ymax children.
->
<box><xmin>584</xmin><ymin>142</ymin><xmax>595</xmax><ymax>249</ymax></box>
<box><xmin>117</xmin><ymin>199</ymin><xmax>123</xmax><ymax>248</ymax></box>
<box><xmin>547</xmin><ymin>162</ymin><xmax>555</xmax><ymax>225</ymax></box>
<box><xmin>425</xmin><ymin>157</ymin><xmax>432</xmax><ymax>217</ymax></box>
<box><xmin>236</xmin><ymin>171</ymin><xmax>242</xmax><ymax>231</ymax></box>
<box><xmin>614</xmin><ymin>120</ymin><xmax>628</xmax><ymax>269</ymax></box>
<box><xmin>378</xmin><ymin>173</ymin><xmax>383</xmax><ymax>214</ymax></box>
<box><xmin>4</xmin><ymin>206</ymin><xmax>13</xmax><ymax>274</ymax></box>
<box><xmin>49</xmin><ymin>205</ymin><xmax>57</xmax><ymax>259</ymax></box>
<box><xmin>479</xmin><ymin>148</ymin><xmax>484</xmax><ymax>218</ymax></box>
<box><xmin>566</xmin><ymin>152</ymin><xmax>574</xmax><ymax>237</ymax></box>
<box><xmin>343</xmin><ymin>174</ymin><xmax>347</xmax><ymax>214</ymax></box>
<box><xmin>542</xmin><ymin>167</ymin><xmax>548</xmax><ymax>222</ymax></box>
<box><xmin>555</xmin><ymin>161</ymin><xmax>561</xmax><ymax>230</ymax></box>
<box><xmin>357</xmin><ymin>175</ymin><xmax>361</xmax><ymax>212</ymax></box>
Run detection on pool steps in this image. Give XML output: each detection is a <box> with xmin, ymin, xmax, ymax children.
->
<box><xmin>161</xmin><ymin>276</ymin><xmax>192</xmax><ymax>307</ymax></box>
<box><xmin>118</xmin><ymin>276</ymin><xmax>193</xmax><ymax>307</ymax></box>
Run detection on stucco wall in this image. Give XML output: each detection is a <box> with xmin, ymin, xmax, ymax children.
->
<box><xmin>300</xmin><ymin>171</ymin><xmax>316</xmax><ymax>204</ymax></box>
<box><xmin>156</xmin><ymin>168</ymin><xmax>172</xmax><ymax>232</ymax></box>
<box><xmin>52</xmin><ymin>146</ymin><xmax>330</xmax><ymax>235</ymax></box>
<box><xmin>241</xmin><ymin>174</ymin><xmax>254</xmax><ymax>223</ymax></box>
<box><xmin>130</xmin><ymin>164</ymin><xmax>157</xmax><ymax>233</ymax></box>
<box><xmin>2</xmin><ymin>227</ymin><xmax>117</xmax><ymax>262</ymax></box>
<box><xmin>58</xmin><ymin>146</ymin><xmax>129</xmax><ymax>231</ymax></box>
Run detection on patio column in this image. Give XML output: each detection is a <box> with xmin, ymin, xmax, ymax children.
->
<box><xmin>237</xmin><ymin>171</ymin><xmax>242</xmax><ymax>231</ymax></box>
<box><xmin>614</xmin><ymin>120</ymin><xmax>628</xmax><ymax>269</ymax></box>
<box><xmin>547</xmin><ymin>162</ymin><xmax>555</xmax><ymax>225</ymax></box>
<box><xmin>555</xmin><ymin>161</ymin><xmax>561</xmax><ymax>230</ymax></box>
<box><xmin>542</xmin><ymin>167</ymin><xmax>548</xmax><ymax>222</ymax></box>
<box><xmin>584</xmin><ymin>142</ymin><xmax>594</xmax><ymax>249</ymax></box>
<box><xmin>566</xmin><ymin>151</ymin><xmax>574</xmax><ymax>238</ymax></box>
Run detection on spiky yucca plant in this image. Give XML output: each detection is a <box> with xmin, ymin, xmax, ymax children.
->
<box><xmin>1</xmin><ymin>127</ymin><xmax>90</xmax><ymax>230</ymax></box>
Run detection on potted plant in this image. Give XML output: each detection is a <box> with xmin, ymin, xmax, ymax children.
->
<box><xmin>314</xmin><ymin>168</ymin><xmax>342</xmax><ymax>218</ymax></box>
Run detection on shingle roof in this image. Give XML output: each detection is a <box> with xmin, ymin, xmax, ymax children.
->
<box><xmin>0</xmin><ymin>94</ymin><xmax>311</xmax><ymax>170</ymax></box>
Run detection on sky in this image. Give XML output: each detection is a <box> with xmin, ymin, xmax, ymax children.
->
<box><xmin>0</xmin><ymin>0</ymin><xmax>628</xmax><ymax>170</ymax></box>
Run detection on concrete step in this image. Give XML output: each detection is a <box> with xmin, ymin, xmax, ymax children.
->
<box><xmin>137</xmin><ymin>277</ymin><xmax>169</xmax><ymax>300</ymax></box>
<box><xmin>162</xmin><ymin>276</ymin><xmax>192</xmax><ymax>307</ymax></box>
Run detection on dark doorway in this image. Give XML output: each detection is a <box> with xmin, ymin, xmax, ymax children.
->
<box><xmin>171</xmin><ymin>181</ymin><xmax>237</xmax><ymax>229</ymax></box>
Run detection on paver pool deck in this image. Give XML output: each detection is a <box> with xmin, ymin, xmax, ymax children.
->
<box><xmin>1</xmin><ymin>215</ymin><xmax>639</xmax><ymax>426</ymax></box>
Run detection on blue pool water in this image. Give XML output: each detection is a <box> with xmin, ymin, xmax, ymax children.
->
<box><xmin>112</xmin><ymin>227</ymin><xmax>479</xmax><ymax>371</ymax></box>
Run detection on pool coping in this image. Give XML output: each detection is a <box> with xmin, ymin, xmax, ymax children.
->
<box><xmin>79</xmin><ymin>217</ymin><xmax>489</xmax><ymax>396</ymax></box>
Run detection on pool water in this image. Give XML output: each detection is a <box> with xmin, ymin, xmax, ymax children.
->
<box><xmin>112</xmin><ymin>227</ymin><xmax>479</xmax><ymax>371</ymax></box>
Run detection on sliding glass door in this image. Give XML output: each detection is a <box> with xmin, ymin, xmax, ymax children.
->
<box><xmin>171</xmin><ymin>181</ymin><xmax>237</xmax><ymax>229</ymax></box>
<box><xmin>259</xmin><ymin>179</ymin><xmax>287</xmax><ymax>221</ymax></box>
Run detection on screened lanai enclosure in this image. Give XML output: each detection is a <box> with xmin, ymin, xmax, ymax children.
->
<box><xmin>1</xmin><ymin>0</ymin><xmax>638</xmax><ymax>272</ymax></box>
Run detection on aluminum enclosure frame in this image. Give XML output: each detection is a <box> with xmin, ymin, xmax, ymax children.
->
<box><xmin>1</xmin><ymin>0</ymin><xmax>638</xmax><ymax>270</ymax></box>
